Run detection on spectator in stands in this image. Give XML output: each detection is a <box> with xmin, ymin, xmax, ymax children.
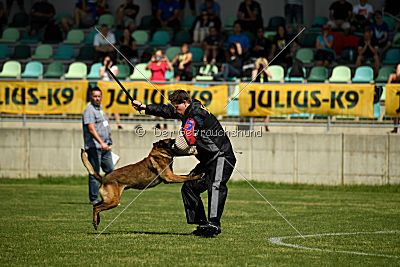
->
<box><xmin>96</xmin><ymin>0</ymin><xmax>109</xmax><ymax>17</ymax></box>
<box><xmin>147</xmin><ymin>49</ymin><xmax>173</xmax><ymax>81</ymax></box>
<box><xmin>285</xmin><ymin>0</ymin><xmax>303</xmax><ymax>32</ymax></box>
<box><xmin>202</xmin><ymin>26</ymin><xmax>223</xmax><ymax>65</ymax></box>
<box><xmin>192</xmin><ymin>9</ymin><xmax>217</xmax><ymax>45</ymax></box>
<box><xmin>227</xmin><ymin>21</ymin><xmax>250</xmax><ymax>54</ymax></box>
<box><xmin>351</xmin><ymin>0</ymin><xmax>373</xmax><ymax>33</ymax></box>
<box><xmin>117</xmin><ymin>0</ymin><xmax>139</xmax><ymax>32</ymax></box>
<box><xmin>119</xmin><ymin>28</ymin><xmax>139</xmax><ymax>66</ymax></box>
<box><xmin>99</xmin><ymin>56</ymin><xmax>123</xmax><ymax>129</ymax></box>
<box><xmin>0</xmin><ymin>2</ymin><xmax>7</xmax><ymax>34</ymax></box>
<box><xmin>171</xmin><ymin>43</ymin><xmax>193</xmax><ymax>81</ymax></box>
<box><xmin>179</xmin><ymin>0</ymin><xmax>196</xmax><ymax>22</ymax></box>
<box><xmin>327</xmin><ymin>0</ymin><xmax>352</xmax><ymax>33</ymax></box>
<box><xmin>251</xmin><ymin>58</ymin><xmax>272</xmax><ymax>83</ymax></box>
<box><xmin>388</xmin><ymin>63</ymin><xmax>400</xmax><ymax>133</ymax></box>
<box><xmin>237</xmin><ymin>0</ymin><xmax>262</xmax><ymax>34</ymax></box>
<box><xmin>93</xmin><ymin>24</ymin><xmax>116</xmax><ymax>62</ymax></box>
<box><xmin>251</xmin><ymin>27</ymin><xmax>272</xmax><ymax>59</ymax></box>
<box><xmin>199</xmin><ymin>0</ymin><xmax>221</xmax><ymax>31</ymax></box>
<box><xmin>213</xmin><ymin>42</ymin><xmax>242</xmax><ymax>81</ymax></box>
<box><xmin>315</xmin><ymin>25</ymin><xmax>335</xmax><ymax>67</ymax></box>
<box><xmin>6</xmin><ymin>0</ymin><xmax>25</xmax><ymax>17</ymax></box>
<box><xmin>75</xmin><ymin>0</ymin><xmax>97</xmax><ymax>28</ymax></box>
<box><xmin>269</xmin><ymin>25</ymin><xmax>296</xmax><ymax>67</ymax></box>
<box><xmin>29</xmin><ymin>0</ymin><xmax>55</xmax><ymax>38</ymax></box>
<box><xmin>355</xmin><ymin>28</ymin><xmax>379</xmax><ymax>73</ymax></box>
<box><xmin>370</xmin><ymin>11</ymin><xmax>391</xmax><ymax>54</ymax></box>
<box><xmin>153</xmin><ymin>0</ymin><xmax>181</xmax><ymax>34</ymax></box>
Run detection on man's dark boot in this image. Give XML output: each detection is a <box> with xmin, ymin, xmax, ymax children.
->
<box><xmin>197</xmin><ymin>222</ymin><xmax>221</xmax><ymax>237</ymax></box>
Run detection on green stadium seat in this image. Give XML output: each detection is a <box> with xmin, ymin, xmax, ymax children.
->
<box><xmin>165</xmin><ymin>69</ymin><xmax>174</xmax><ymax>81</ymax></box>
<box><xmin>226</xmin><ymin>99</ymin><xmax>239</xmax><ymax>116</ymax></box>
<box><xmin>393</xmin><ymin>33</ymin><xmax>400</xmax><ymax>48</ymax></box>
<box><xmin>31</xmin><ymin>44</ymin><xmax>53</xmax><ymax>60</ymax></box>
<box><xmin>0</xmin><ymin>61</ymin><xmax>21</xmax><ymax>77</ymax></box>
<box><xmin>301</xmin><ymin>32</ymin><xmax>318</xmax><ymax>48</ymax></box>
<box><xmin>307</xmin><ymin>66</ymin><xmax>328</xmax><ymax>82</ymax></box>
<box><xmin>131</xmin><ymin>30</ymin><xmax>149</xmax><ymax>45</ymax></box>
<box><xmin>53</xmin><ymin>45</ymin><xmax>74</xmax><ymax>60</ymax></box>
<box><xmin>172</xmin><ymin>31</ymin><xmax>192</xmax><ymax>46</ymax></box>
<box><xmin>0</xmin><ymin>44</ymin><xmax>9</xmax><ymax>58</ymax></box>
<box><xmin>63</xmin><ymin>29</ymin><xmax>85</xmax><ymax>44</ymax></box>
<box><xmin>10</xmin><ymin>12</ymin><xmax>29</xmax><ymax>27</ymax></box>
<box><xmin>181</xmin><ymin>16</ymin><xmax>196</xmax><ymax>30</ymax></box>
<box><xmin>20</xmin><ymin>32</ymin><xmax>41</xmax><ymax>44</ymax></box>
<box><xmin>43</xmin><ymin>62</ymin><xmax>65</xmax><ymax>78</ymax></box>
<box><xmin>64</xmin><ymin>62</ymin><xmax>87</xmax><ymax>79</ymax></box>
<box><xmin>383</xmin><ymin>48</ymin><xmax>400</xmax><ymax>64</ymax></box>
<box><xmin>165</xmin><ymin>46</ymin><xmax>181</xmax><ymax>61</ymax></box>
<box><xmin>195</xmin><ymin>64</ymin><xmax>218</xmax><ymax>81</ymax></box>
<box><xmin>130</xmin><ymin>63</ymin><xmax>151</xmax><ymax>80</ymax></box>
<box><xmin>266</xmin><ymin>16</ymin><xmax>285</xmax><ymax>31</ymax></box>
<box><xmin>375</xmin><ymin>66</ymin><xmax>395</xmax><ymax>83</ymax></box>
<box><xmin>329</xmin><ymin>65</ymin><xmax>351</xmax><ymax>83</ymax></box>
<box><xmin>373</xmin><ymin>103</ymin><xmax>380</xmax><ymax>119</ymax></box>
<box><xmin>97</xmin><ymin>14</ymin><xmax>114</xmax><ymax>28</ymax></box>
<box><xmin>296</xmin><ymin>48</ymin><xmax>313</xmax><ymax>64</ymax></box>
<box><xmin>0</xmin><ymin>28</ymin><xmax>19</xmax><ymax>43</ymax></box>
<box><xmin>86</xmin><ymin>63</ymin><xmax>102</xmax><ymax>79</ymax></box>
<box><xmin>21</xmin><ymin>61</ymin><xmax>43</xmax><ymax>78</ymax></box>
<box><xmin>189</xmin><ymin>47</ymin><xmax>203</xmax><ymax>62</ymax></box>
<box><xmin>149</xmin><ymin>31</ymin><xmax>170</xmax><ymax>46</ymax></box>
<box><xmin>309</xmin><ymin>16</ymin><xmax>328</xmax><ymax>31</ymax></box>
<box><xmin>263</xmin><ymin>31</ymin><xmax>275</xmax><ymax>41</ymax></box>
<box><xmin>76</xmin><ymin>45</ymin><xmax>94</xmax><ymax>60</ymax></box>
<box><xmin>138</xmin><ymin>15</ymin><xmax>153</xmax><ymax>30</ymax></box>
<box><xmin>267</xmin><ymin>65</ymin><xmax>284</xmax><ymax>82</ymax></box>
<box><xmin>85</xmin><ymin>30</ymin><xmax>97</xmax><ymax>44</ymax></box>
<box><xmin>291</xmin><ymin>113</ymin><xmax>310</xmax><ymax>118</ymax></box>
<box><xmin>352</xmin><ymin>66</ymin><xmax>374</xmax><ymax>83</ymax></box>
<box><xmin>382</xmin><ymin>16</ymin><xmax>396</xmax><ymax>31</ymax></box>
<box><xmin>380</xmin><ymin>86</ymin><xmax>386</xmax><ymax>101</ymax></box>
<box><xmin>224</xmin><ymin>16</ymin><xmax>236</xmax><ymax>30</ymax></box>
<box><xmin>116</xmin><ymin>64</ymin><xmax>130</xmax><ymax>79</ymax></box>
<box><xmin>11</xmin><ymin>45</ymin><xmax>31</xmax><ymax>59</ymax></box>
<box><xmin>285</xmin><ymin>67</ymin><xmax>306</xmax><ymax>82</ymax></box>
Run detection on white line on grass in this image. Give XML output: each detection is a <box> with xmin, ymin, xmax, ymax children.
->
<box><xmin>269</xmin><ymin>231</ymin><xmax>400</xmax><ymax>259</ymax></box>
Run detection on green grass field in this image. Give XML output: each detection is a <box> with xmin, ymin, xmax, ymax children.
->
<box><xmin>0</xmin><ymin>177</ymin><xmax>399</xmax><ymax>266</ymax></box>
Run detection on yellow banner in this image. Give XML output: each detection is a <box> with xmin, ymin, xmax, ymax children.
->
<box><xmin>97</xmin><ymin>81</ymin><xmax>228</xmax><ymax>116</ymax></box>
<box><xmin>239</xmin><ymin>83</ymin><xmax>374</xmax><ymax>118</ymax></box>
<box><xmin>385</xmin><ymin>84</ymin><xmax>400</xmax><ymax>117</ymax></box>
<box><xmin>0</xmin><ymin>81</ymin><xmax>88</xmax><ymax>114</ymax></box>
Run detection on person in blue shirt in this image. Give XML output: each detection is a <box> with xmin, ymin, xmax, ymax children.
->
<box><xmin>153</xmin><ymin>0</ymin><xmax>181</xmax><ymax>34</ymax></box>
<box><xmin>226</xmin><ymin>21</ymin><xmax>250</xmax><ymax>53</ymax></box>
<box><xmin>370</xmin><ymin>11</ymin><xmax>390</xmax><ymax>54</ymax></box>
<box><xmin>315</xmin><ymin>24</ymin><xmax>335</xmax><ymax>67</ymax></box>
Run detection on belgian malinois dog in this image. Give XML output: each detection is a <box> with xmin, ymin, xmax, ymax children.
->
<box><xmin>81</xmin><ymin>138</ymin><xmax>202</xmax><ymax>230</ymax></box>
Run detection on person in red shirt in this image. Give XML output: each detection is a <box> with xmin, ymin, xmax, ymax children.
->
<box><xmin>146</xmin><ymin>49</ymin><xmax>173</xmax><ymax>81</ymax></box>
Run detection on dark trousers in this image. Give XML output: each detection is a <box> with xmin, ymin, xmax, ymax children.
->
<box><xmin>181</xmin><ymin>156</ymin><xmax>236</xmax><ymax>226</ymax></box>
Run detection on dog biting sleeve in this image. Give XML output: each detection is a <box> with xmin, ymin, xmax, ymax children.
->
<box><xmin>173</xmin><ymin>129</ymin><xmax>198</xmax><ymax>155</ymax></box>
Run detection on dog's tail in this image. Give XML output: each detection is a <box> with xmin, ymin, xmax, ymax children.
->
<box><xmin>81</xmin><ymin>149</ymin><xmax>102</xmax><ymax>183</ymax></box>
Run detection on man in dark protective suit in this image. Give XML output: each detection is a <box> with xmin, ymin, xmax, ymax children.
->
<box><xmin>132</xmin><ymin>90</ymin><xmax>236</xmax><ymax>237</ymax></box>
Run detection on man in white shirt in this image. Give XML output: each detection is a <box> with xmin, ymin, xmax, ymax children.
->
<box><xmin>93</xmin><ymin>24</ymin><xmax>116</xmax><ymax>61</ymax></box>
<box><xmin>351</xmin><ymin>0</ymin><xmax>373</xmax><ymax>33</ymax></box>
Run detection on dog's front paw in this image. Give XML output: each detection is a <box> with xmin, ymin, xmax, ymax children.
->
<box><xmin>191</xmin><ymin>172</ymin><xmax>205</xmax><ymax>180</ymax></box>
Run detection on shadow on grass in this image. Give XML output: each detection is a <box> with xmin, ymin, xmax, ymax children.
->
<box><xmin>87</xmin><ymin>230</ymin><xmax>188</xmax><ymax>236</ymax></box>
<box><xmin>60</xmin><ymin>202</ymin><xmax>90</xmax><ymax>205</ymax></box>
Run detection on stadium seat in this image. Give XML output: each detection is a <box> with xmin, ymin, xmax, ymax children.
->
<box><xmin>165</xmin><ymin>69</ymin><xmax>174</xmax><ymax>81</ymax></box>
<box><xmin>309</xmin><ymin>16</ymin><xmax>328</xmax><ymax>31</ymax></box>
<box><xmin>383</xmin><ymin>48</ymin><xmax>400</xmax><ymax>64</ymax></box>
<box><xmin>85</xmin><ymin>30</ymin><xmax>97</xmax><ymax>45</ymax></box>
<box><xmin>86</xmin><ymin>63</ymin><xmax>102</xmax><ymax>79</ymax></box>
<box><xmin>226</xmin><ymin>99</ymin><xmax>239</xmax><ymax>116</ymax></box>
<box><xmin>165</xmin><ymin>46</ymin><xmax>181</xmax><ymax>61</ymax></box>
<box><xmin>116</xmin><ymin>64</ymin><xmax>130</xmax><ymax>79</ymax></box>
<box><xmin>195</xmin><ymin>64</ymin><xmax>218</xmax><ymax>81</ymax></box>
<box><xmin>189</xmin><ymin>47</ymin><xmax>204</xmax><ymax>62</ymax></box>
<box><xmin>338</xmin><ymin>47</ymin><xmax>357</xmax><ymax>64</ymax></box>
<box><xmin>64</xmin><ymin>62</ymin><xmax>87</xmax><ymax>79</ymax></box>
<box><xmin>224</xmin><ymin>16</ymin><xmax>236</xmax><ymax>30</ymax></box>
<box><xmin>76</xmin><ymin>45</ymin><xmax>94</xmax><ymax>60</ymax></box>
<box><xmin>373</xmin><ymin>103</ymin><xmax>380</xmax><ymax>119</ymax></box>
<box><xmin>63</xmin><ymin>29</ymin><xmax>85</xmax><ymax>44</ymax></box>
<box><xmin>352</xmin><ymin>66</ymin><xmax>374</xmax><ymax>83</ymax></box>
<box><xmin>329</xmin><ymin>65</ymin><xmax>351</xmax><ymax>83</ymax></box>
<box><xmin>21</xmin><ymin>61</ymin><xmax>43</xmax><ymax>78</ymax></box>
<box><xmin>267</xmin><ymin>65</ymin><xmax>284</xmax><ymax>82</ymax></box>
<box><xmin>285</xmin><ymin>67</ymin><xmax>306</xmax><ymax>82</ymax></box>
<box><xmin>301</xmin><ymin>32</ymin><xmax>318</xmax><ymax>48</ymax></box>
<box><xmin>0</xmin><ymin>28</ymin><xmax>19</xmax><ymax>43</ymax></box>
<box><xmin>393</xmin><ymin>33</ymin><xmax>400</xmax><ymax>48</ymax></box>
<box><xmin>10</xmin><ymin>12</ymin><xmax>29</xmax><ymax>27</ymax></box>
<box><xmin>0</xmin><ymin>61</ymin><xmax>21</xmax><ymax>77</ymax></box>
<box><xmin>131</xmin><ymin>30</ymin><xmax>149</xmax><ymax>46</ymax></box>
<box><xmin>243</xmin><ymin>31</ymin><xmax>256</xmax><ymax>44</ymax></box>
<box><xmin>31</xmin><ymin>44</ymin><xmax>53</xmax><ymax>60</ymax></box>
<box><xmin>149</xmin><ymin>31</ymin><xmax>170</xmax><ymax>46</ymax></box>
<box><xmin>43</xmin><ymin>62</ymin><xmax>65</xmax><ymax>78</ymax></box>
<box><xmin>11</xmin><ymin>45</ymin><xmax>31</xmax><ymax>59</ymax></box>
<box><xmin>0</xmin><ymin>44</ymin><xmax>9</xmax><ymax>58</ymax></box>
<box><xmin>172</xmin><ymin>31</ymin><xmax>192</xmax><ymax>46</ymax></box>
<box><xmin>295</xmin><ymin>48</ymin><xmax>314</xmax><ymax>64</ymax></box>
<box><xmin>97</xmin><ymin>14</ymin><xmax>114</xmax><ymax>28</ymax></box>
<box><xmin>375</xmin><ymin>66</ymin><xmax>395</xmax><ymax>83</ymax></box>
<box><xmin>266</xmin><ymin>16</ymin><xmax>285</xmax><ymax>31</ymax></box>
<box><xmin>138</xmin><ymin>15</ymin><xmax>153</xmax><ymax>30</ymax></box>
<box><xmin>263</xmin><ymin>31</ymin><xmax>275</xmax><ymax>41</ymax></box>
<box><xmin>181</xmin><ymin>16</ymin><xmax>196</xmax><ymax>30</ymax></box>
<box><xmin>55</xmin><ymin>13</ymin><xmax>72</xmax><ymax>23</ymax></box>
<box><xmin>307</xmin><ymin>66</ymin><xmax>328</xmax><ymax>82</ymax></box>
<box><xmin>382</xmin><ymin>16</ymin><xmax>396</xmax><ymax>31</ymax></box>
<box><xmin>53</xmin><ymin>45</ymin><xmax>74</xmax><ymax>60</ymax></box>
<box><xmin>20</xmin><ymin>32</ymin><xmax>40</xmax><ymax>43</ymax></box>
<box><xmin>130</xmin><ymin>63</ymin><xmax>151</xmax><ymax>80</ymax></box>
